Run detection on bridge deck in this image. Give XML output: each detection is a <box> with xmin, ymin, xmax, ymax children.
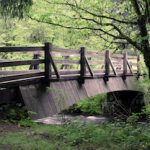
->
<box><xmin>0</xmin><ymin>43</ymin><xmax>139</xmax><ymax>88</ymax></box>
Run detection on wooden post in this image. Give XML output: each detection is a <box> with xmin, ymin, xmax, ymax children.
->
<box><xmin>85</xmin><ymin>57</ymin><xmax>94</xmax><ymax>77</ymax></box>
<box><xmin>104</xmin><ymin>50</ymin><xmax>110</xmax><ymax>81</ymax></box>
<box><xmin>80</xmin><ymin>47</ymin><xmax>86</xmax><ymax>84</ymax></box>
<box><xmin>29</xmin><ymin>53</ymin><xmax>40</xmax><ymax>70</ymax></box>
<box><xmin>61</xmin><ymin>56</ymin><xmax>69</xmax><ymax>70</ymax></box>
<box><xmin>123</xmin><ymin>51</ymin><xmax>127</xmax><ymax>80</ymax></box>
<box><xmin>33</xmin><ymin>53</ymin><xmax>40</xmax><ymax>69</ymax></box>
<box><xmin>137</xmin><ymin>53</ymin><xmax>140</xmax><ymax>79</ymax></box>
<box><xmin>44</xmin><ymin>42</ymin><xmax>52</xmax><ymax>86</ymax></box>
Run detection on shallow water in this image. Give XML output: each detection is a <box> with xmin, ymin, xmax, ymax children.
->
<box><xmin>35</xmin><ymin>114</ymin><xmax>108</xmax><ymax>125</ymax></box>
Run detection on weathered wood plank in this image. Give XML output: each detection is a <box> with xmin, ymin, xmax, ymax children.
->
<box><xmin>53</xmin><ymin>47</ymin><xmax>80</xmax><ymax>54</ymax></box>
<box><xmin>127</xmin><ymin>55</ymin><xmax>137</xmax><ymax>59</ymax></box>
<box><xmin>59</xmin><ymin>70</ymin><xmax>80</xmax><ymax>75</ymax></box>
<box><xmin>0</xmin><ymin>59</ymin><xmax>44</xmax><ymax>67</ymax></box>
<box><xmin>86</xmin><ymin>51</ymin><xmax>104</xmax><ymax>57</ymax></box>
<box><xmin>111</xmin><ymin>54</ymin><xmax>123</xmax><ymax>59</ymax></box>
<box><xmin>85</xmin><ymin>57</ymin><xmax>94</xmax><ymax>77</ymax></box>
<box><xmin>0</xmin><ymin>46</ymin><xmax>44</xmax><ymax>52</ymax></box>
<box><xmin>0</xmin><ymin>76</ymin><xmax>44</xmax><ymax>88</ymax></box>
<box><xmin>0</xmin><ymin>70</ymin><xmax>41</xmax><ymax>75</ymax></box>
<box><xmin>127</xmin><ymin>61</ymin><xmax>133</xmax><ymax>74</ymax></box>
<box><xmin>49</xmin><ymin>52</ymin><xmax>60</xmax><ymax>79</ymax></box>
<box><xmin>54</xmin><ymin>59</ymin><xmax>80</xmax><ymax>65</ymax></box>
<box><xmin>0</xmin><ymin>72</ymin><xmax>44</xmax><ymax>82</ymax></box>
<box><xmin>87</xmin><ymin>60</ymin><xmax>104</xmax><ymax>65</ymax></box>
<box><xmin>109</xmin><ymin>58</ymin><xmax>117</xmax><ymax>76</ymax></box>
<box><xmin>51</xmin><ymin>52</ymin><xmax>79</xmax><ymax>57</ymax></box>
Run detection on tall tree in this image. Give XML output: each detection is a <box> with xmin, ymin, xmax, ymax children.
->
<box><xmin>0</xmin><ymin>0</ymin><xmax>150</xmax><ymax>76</ymax></box>
<box><xmin>30</xmin><ymin>0</ymin><xmax>150</xmax><ymax>76</ymax></box>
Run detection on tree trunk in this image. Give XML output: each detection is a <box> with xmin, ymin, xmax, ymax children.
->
<box><xmin>143</xmin><ymin>47</ymin><xmax>150</xmax><ymax>78</ymax></box>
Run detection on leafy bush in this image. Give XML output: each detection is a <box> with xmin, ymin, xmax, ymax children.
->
<box><xmin>0</xmin><ymin>103</ymin><xmax>35</xmax><ymax>127</ymax></box>
<box><xmin>64</xmin><ymin>94</ymin><xmax>106</xmax><ymax>115</ymax></box>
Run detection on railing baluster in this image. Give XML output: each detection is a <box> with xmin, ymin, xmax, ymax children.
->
<box><xmin>80</xmin><ymin>47</ymin><xmax>86</xmax><ymax>84</ymax></box>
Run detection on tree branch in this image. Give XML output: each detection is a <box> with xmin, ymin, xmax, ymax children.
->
<box><xmin>131</xmin><ymin>0</ymin><xmax>142</xmax><ymax>17</ymax></box>
<box><xmin>145</xmin><ymin>0</ymin><xmax>150</xmax><ymax>23</ymax></box>
<box><xmin>44</xmin><ymin>0</ymin><xmax>138</xmax><ymax>25</ymax></box>
<box><xmin>102</xmin><ymin>22</ymin><xmax>141</xmax><ymax>50</ymax></box>
<box><xmin>29</xmin><ymin>15</ymin><xmax>124</xmax><ymax>40</ymax></box>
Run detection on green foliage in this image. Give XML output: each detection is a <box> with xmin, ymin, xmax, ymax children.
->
<box><xmin>137</xmin><ymin>75</ymin><xmax>150</xmax><ymax>99</ymax></box>
<box><xmin>1</xmin><ymin>121</ymin><xmax>150</xmax><ymax>150</ymax></box>
<box><xmin>64</xmin><ymin>94</ymin><xmax>106</xmax><ymax>115</ymax></box>
<box><xmin>0</xmin><ymin>103</ymin><xmax>35</xmax><ymax>127</ymax></box>
<box><xmin>141</xmin><ymin>104</ymin><xmax>150</xmax><ymax>121</ymax></box>
<box><xmin>126</xmin><ymin>113</ymin><xmax>139</xmax><ymax>124</ymax></box>
<box><xmin>0</xmin><ymin>16</ymin><xmax>106</xmax><ymax>51</ymax></box>
<box><xmin>138</xmin><ymin>55</ymin><xmax>148</xmax><ymax>76</ymax></box>
<box><xmin>0</xmin><ymin>0</ymin><xmax>33</xmax><ymax>18</ymax></box>
<box><xmin>18</xmin><ymin>118</ymin><xmax>35</xmax><ymax>127</ymax></box>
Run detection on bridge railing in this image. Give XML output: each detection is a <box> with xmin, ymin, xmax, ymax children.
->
<box><xmin>0</xmin><ymin>46</ymin><xmax>45</xmax><ymax>87</ymax></box>
<box><xmin>50</xmin><ymin>45</ymin><xmax>139</xmax><ymax>83</ymax></box>
<box><xmin>0</xmin><ymin>43</ymin><xmax>139</xmax><ymax>88</ymax></box>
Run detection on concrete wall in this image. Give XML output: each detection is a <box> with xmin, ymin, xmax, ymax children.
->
<box><xmin>19</xmin><ymin>76</ymin><xmax>141</xmax><ymax>119</ymax></box>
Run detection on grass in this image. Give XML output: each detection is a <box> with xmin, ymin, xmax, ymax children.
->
<box><xmin>0</xmin><ymin>121</ymin><xmax>150</xmax><ymax>150</ymax></box>
<box><xmin>0</xmin><ymin>92</ymin><xmax>148</xmax><ymax>150</ymax></box>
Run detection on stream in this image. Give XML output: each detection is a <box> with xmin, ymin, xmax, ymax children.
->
<box><xmin>35</xmin><ymin>115</ymin><xmax>108</xmax><ymax>125</ymax></box>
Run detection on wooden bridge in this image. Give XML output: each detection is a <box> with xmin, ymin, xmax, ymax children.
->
<box><xmin>0</xmin><ymin>43</ymin><xmax>141</xmax><ymax>119</ymax></box>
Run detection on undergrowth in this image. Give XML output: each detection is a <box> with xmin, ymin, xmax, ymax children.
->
<box><xmin>1</xmin><ymin>120</ymin><xmax>150</xmax><ymax>150</ymax></box>
<box><xmin>0</xmin><ymin>88</ymin><xmax>149</xmax><ymax>150</ymax></box>
<box><xmin>0</xmin><ymin>103</ymin><xmax>35</xmax><ymax>127</ymax></box>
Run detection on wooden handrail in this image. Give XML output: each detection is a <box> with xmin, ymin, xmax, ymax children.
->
<box><xmin>0</xmin><ymin>59</ymin><xmax>44</xmax><ymax>67</ymax></box>
<box><xmin>0</xmin><ymin>42</ymin><xmax>139</xmax><ymax>87</ymax></box>
<box><xmin>0</xmin><ymin>46</ymin><xmax>44</xmax><ymax>52</ymax></box>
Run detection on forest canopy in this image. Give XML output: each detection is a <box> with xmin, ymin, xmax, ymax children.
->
<box><xmin>0</xmin><ymin>0</ymin><xmax>32</xmax><ymax>18</ymax></box>
<box><xmin>0</xmin><ymin>0</ymin><xmax>150</xmax><ymax>75</ymax></box>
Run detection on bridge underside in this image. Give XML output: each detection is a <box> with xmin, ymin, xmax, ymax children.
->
<box><xmin>19</xmin><ymin>76</ymin><xmax>141</xmax><ymax>119</ymax></box>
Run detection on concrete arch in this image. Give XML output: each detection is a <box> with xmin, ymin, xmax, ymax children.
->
<box><xmin>20</xmin><ymin>76</ymin><xmax>143</xmax><ymax>119</ymax></box>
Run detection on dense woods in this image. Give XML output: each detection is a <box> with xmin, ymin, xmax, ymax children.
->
<box><xmin>0</xmin><ymin>1</ymin><xmax>150</xmax><ymax>150</ymax></box>
<box><xmin>0</xmin><ymin>0</ymin><xmax>149</xmax><ymax>75</ymax></box>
